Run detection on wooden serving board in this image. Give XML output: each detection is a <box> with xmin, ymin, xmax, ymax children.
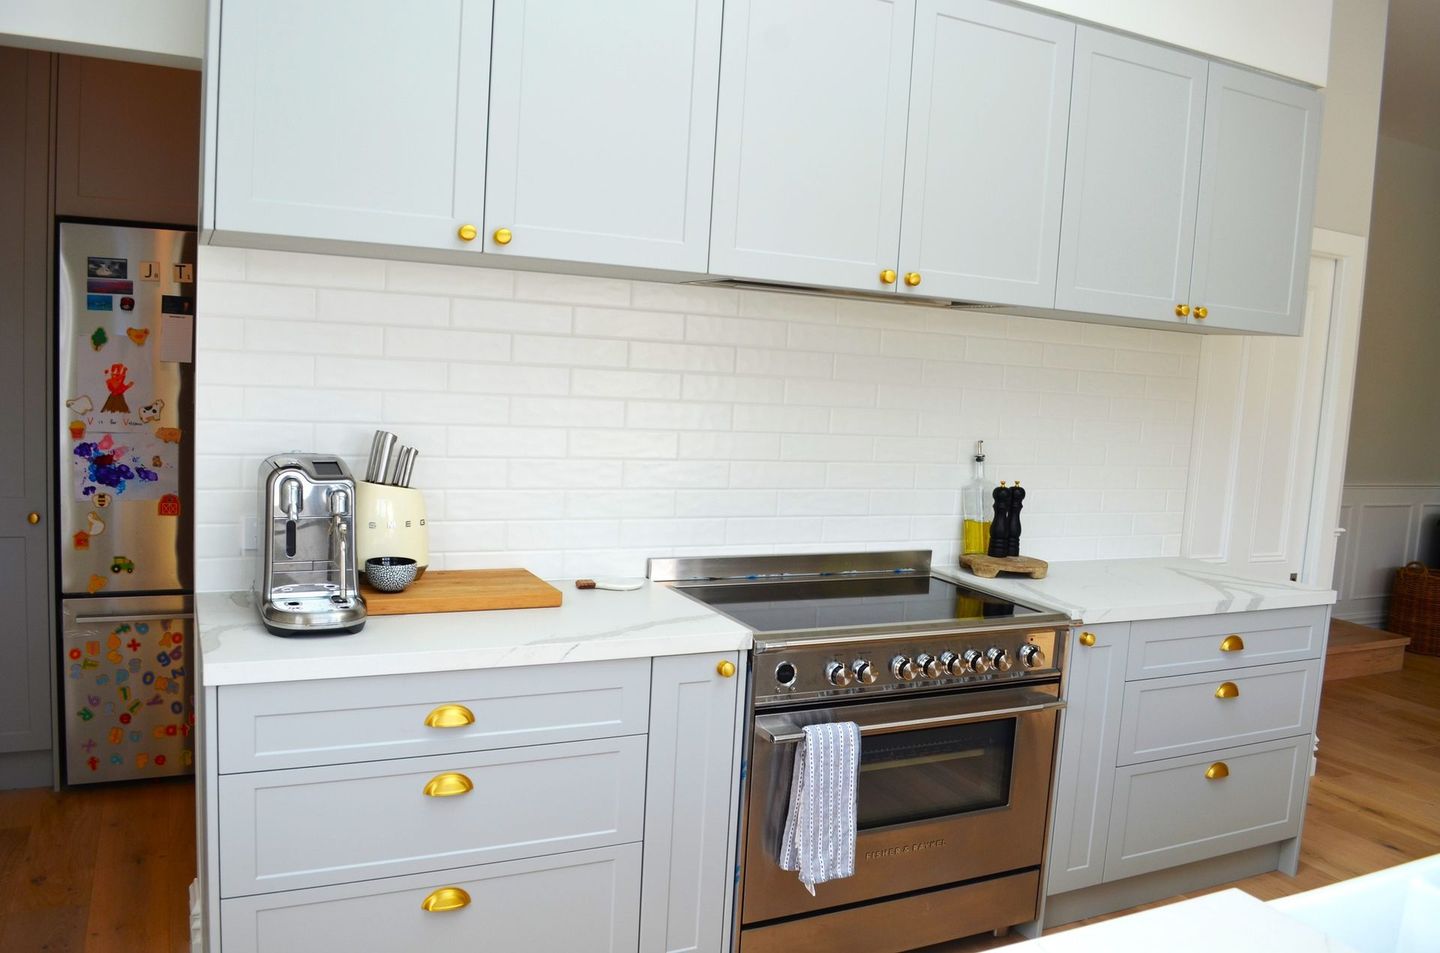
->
<box><xmin>958</xmin><ymin>554</ymin><xmax>1049</xmax><ymax>580</ymax></box>
<box><xmin>361</xmin><ymin>568</ymin><xmax>563</xmax><ymax>615</ymax></box>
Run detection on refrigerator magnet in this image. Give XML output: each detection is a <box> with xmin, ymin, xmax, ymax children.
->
<box><xmin>72</xmin><ymin>530</ymin><xmax>90</xmax><ymax>549</ymax></box>
<box><xmin>69</xmin><ymin>421</ymin><xmax>86</xmax><ymax>440</ymax></box>
<box><xmin>90</xmin><ymin>326</ymin><xmax>108</xmax><ymax>349</ymax></box>
<box><xmin>88</xmin><ymin>278</ymin><xmax>133</xmax><ymax>295</ymax></box>
<box><xmin>157</xmin><ymin>493</ymin><xmax>180</xmax><ymax>516</ymax></box>
<box><xmin>66</xmin><ymin>394</ymin><xmax>94</xmax><ymax>415</ymax></box>
<box><xmin>138</xmin><ymin>398</ymin><xmax>164</xmax><ymax>422</ymax></box>
<box><xmin>120</xmin><ymin>297</ymin><xmax>135</xmax><ymax>312</ymax></box>
<box><xmin>87</xmin><ymin>257</ymin><xmax>127</xmax><ymax>279</ymax></box>
<box><xmin>87</xmin><ymin>573</ymin><xmax>107</xmax><ymax>594</ymax></box>
<box><xmin>139</xmin><ymin>261</ymin><xmax>160</xmax><ymax>280</ymax></box>
<box><xmin>126</xmin><ymin>327</ymin><xmax>149</xmax><ymax>345</ymax></box>
<box><xmin>86</xmin><ymin>294</ymin><xmax>113</xmax><ymax>312</ymax></box>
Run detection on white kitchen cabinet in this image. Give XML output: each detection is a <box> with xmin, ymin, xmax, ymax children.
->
<box><xmin>212</xmin><ymin>0</ymin><xmax>491</xmax><ymax>249</ymax></box>
<box><xmin>1054</xmin><ymin>28</ymin><xmax>1208</xmax><ymax>324</ymax></box>
<box><xmin>709</xmin><ymin>0</ymin><xmax>915</xmax><ymax>293</ymax></box>
<box><xmin>1187</xmin><ymin>64</ymin><xmax>1322</xmax><ymax>334</ymax></box>
<box><xmin>641</xmin><ymin>652</ymin><xmax>743</xmax><ymax>953</ymax></box>
<box><xmin>1046</xmin><ymin>625</ymin><xmax>1127</xmax><ymax>896</ymax></box>
<box><xmin>483</xmin><ymin>0</ymin><xmax>722</xmax><ymax>272</ymax></box>
<box><xmin>897</xmin><ymin>0</ymin><xmax>1074</xmax><ymax>306</ymax></box>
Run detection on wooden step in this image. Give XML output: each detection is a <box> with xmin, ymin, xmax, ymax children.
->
<box><xmin>1325</xmin><ymin>619</ymin><xmax>1410</xmax><ymax>681</ymax></box>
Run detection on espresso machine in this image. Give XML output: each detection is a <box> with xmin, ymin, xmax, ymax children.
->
<box><xmin>257</xmin><ymin>454</ymin><xmax>367</xmax><ymax>636</ymax></box>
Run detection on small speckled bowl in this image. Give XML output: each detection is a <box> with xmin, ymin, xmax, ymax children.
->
<box><xmin>365</xmin><ymin>556</ymin><xmax>417</xmax><ymax>593</ymax></box>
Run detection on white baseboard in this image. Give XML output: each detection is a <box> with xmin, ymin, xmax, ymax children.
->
<box><xmin>1333</xmin><ymin>484</ymin><xmax>1440</xmax><ymax>627</ymax></box>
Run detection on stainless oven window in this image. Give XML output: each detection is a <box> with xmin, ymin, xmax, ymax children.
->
<box><xmin>857</xmin><ymin>719</ymin><xmax>1015</xmax><ymax>830</ymax></box>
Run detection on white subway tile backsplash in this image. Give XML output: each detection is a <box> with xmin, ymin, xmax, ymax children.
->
<box><xmin>513</xmin><ymin>334</ymin><xmax>626</xmax><ymax>368</ymax></box>
<box><xmin>452</xmin><ymin>298</ymin><xmax>572</xmax><ymax>334</ymax></box>
<box><xmin>195</xmin><ymin>249</ymin><xmax>1197</xmax><ymax>590</ymax></box>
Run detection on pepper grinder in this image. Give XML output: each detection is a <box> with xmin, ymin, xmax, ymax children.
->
<box><xmin>1007</xmin><ymin>481</ymin><xmax>1025</xmax><ymax>557</ymax></box>
<box><xmin>988</xmin><ymin>482</ymin><xmax>1012</xmax><ymax>558</ymax></box>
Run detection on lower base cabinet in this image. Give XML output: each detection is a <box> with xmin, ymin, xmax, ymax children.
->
<box><xmin>202</xmin><ymin>651</ymin><xmax>744</xmax><ymax>953</ymax></box>
<box><xmin>1044</xmin><ymin>607</ymin><xmax>1328</xmax><ymax>926</ymax></box>
<box><xmin>222</xmin><ymin>844</ymin><xmax>642</xmax><ymax>953</ymax></box>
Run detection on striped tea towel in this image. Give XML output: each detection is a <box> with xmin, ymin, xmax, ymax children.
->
<box><xmin>778</xmin><ymin>721</ymin><xmax>860</xmax><ymax>895</ymax></box>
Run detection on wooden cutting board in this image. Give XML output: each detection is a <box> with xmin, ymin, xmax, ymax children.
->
<box><xmin>362</xmin><ymin>568</ymin><xmax>563</xmax><ymax>615</ymax></box>
<box><xmin>957</xmin><ymin>554</ymin><xmax>1049</xmax><ymax>579</ymax></box>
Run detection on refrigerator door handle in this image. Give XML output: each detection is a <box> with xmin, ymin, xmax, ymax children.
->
<box><xmin>71</xmin><ymin>612</ymin><xmax>196</xmax><ymax>625</ymax></box>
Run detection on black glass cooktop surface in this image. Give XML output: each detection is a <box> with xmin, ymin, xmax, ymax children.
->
<box><xmin>678</xmin><ymin>573</ymin><xmax>1049</xmax><ymax>634</ymax></box>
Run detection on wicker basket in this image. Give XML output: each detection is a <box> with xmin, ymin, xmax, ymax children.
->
<box><xmin>1389</xmin><ymin>562</ymin><xmax>1440</xmax><ymax>655</ymax></box>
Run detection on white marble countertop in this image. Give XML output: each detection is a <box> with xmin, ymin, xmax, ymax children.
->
<box><xmin>934</xmin><ymin>557</ymin><xmax>1336</xmax><ymax>624</ymax></box>
<box><xmin>196</xmin><ymin>583</ymin><xmax>752</xmax><ymax>687</ymax></box>
<box><xmin>1011</xmin><ymin>889</ymin><xmax>1356</xmax><ymax>952</ymax></box>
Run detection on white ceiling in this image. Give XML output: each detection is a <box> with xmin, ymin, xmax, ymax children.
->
<box><xmin>1379</xmin><ymin>0</ymin><xmax>1440</xmax><ymax>150</ymax></box>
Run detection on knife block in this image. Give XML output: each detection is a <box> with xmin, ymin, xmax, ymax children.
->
<box><xmin>355</xmin><ymin>482</ymin><xmax>429</xmax><ymax>577</ymax></box>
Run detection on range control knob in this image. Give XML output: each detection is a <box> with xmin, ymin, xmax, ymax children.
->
<box><xmin>987</xmin><ymin>647</ymin><xmax>1013</xmax><ymax>673</ymax></box>
<box><xmin>962</xmin><ymin>649</ymin><xmax>989</xmax><ymax>674</ymax></box>
<box><xmin>940</xmin><ymin>651</ymin><xmax>967</xmax><ymax>676</ymax></box>
<box><xmin>891</xmin><ymin>656</ymin><xmax>918</xmax><ymax>682</ymax></box>
<box><xmin>852</xmin><ymin>659</ymin><xmax>878</xmax><ymax>685</ymax></box>
<box><xmin>1019</xmin><ymin>644</ymin><xmax>1045</xmax><ymax>669</ymax></box>
<box><xmin>826</xmin><ymin>661</ymin><xmax>854</xmax><ymax>687</ymax></box>
<box><xmin>916</xmin><ymin>654</ymin><xmax>942</xmax><ymax>679</ymax></box>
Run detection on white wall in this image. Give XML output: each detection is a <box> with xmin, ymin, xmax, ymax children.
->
<box><xmin>1333</xmin><ymin>484</ymin><xmax>1440</xmax><ymax>623</ymax></box>
<box><xmin>0</xmin><ymin>0</ymin><xmax>202</xmax><ymax>69</ymax></box>
<box><xmin>192</xmin><ymin>248</ymin><xmax>1202</xmax><ymax>591</ymax></box>
<box><xmin>1313</xmin><ymin>0</ymin><xmax>1390</xmax><ymax>236</ymax></box>
<box><xmin>1019</xmin><ymin>0</ymin><xmax>1332</xmax><ymax>85</ymax></box>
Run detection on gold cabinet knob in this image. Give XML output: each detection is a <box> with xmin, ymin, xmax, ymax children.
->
<box><xmin>424</xmin><ymin>703</ymin><xmax>475</xmax><ymax>729</ymax></box>
<box><xmin>1078</xmin><ymin>632</ymin><xmax>1096</xmax><ymax>647</ymax></box>
<box><xmin>420</xmin><ymin>886</ymin><xmax>472</xmax><ymax>913</ymax></box>
<box><xmin>457</xmin><ymin>223</ymin><xmax>478</xmax><ymax>242</ymax></box>
<box><xmin>1194</xmin><ymin>306</ymin><xmax>1208</xmax><ymax>320</ymax></box>
<box><xmin>903</xmin><ymin>272</ymin><xmax>922</xmax><ymax>287</ymax></box>
<box><xmin>1204</xmin><ymin>761</ymin><xmax>1230</xmax><ymax>780</ymax></box>
<box><xmin>26</xmin><ymin>512</ymin><xmax>40</xmax><ymax>525</ymax></box>
<box><xmin>1214</xmin><ymin>681</ymin><xmax>1240</xmax><ymax>699</ymax></box>
<box><xmin>493</xmin><ymin>227</ymin><xmax>513</xmax><ymax>245</ymax></box>
<box><xmin>423</xmin><ymin>772</ymin><xmax>474</xmax><ymax>798</ymax></box>
<box><xmin>879</xmin><ymin>269</ymin><xmax>897</xmax><ymax>285</ymax></box>
<box><xmin>1219</xmin><ymin>634</ymin><xmax>1245</xmax><ymax>653</ymax></box>
<box><xmin>716</xmin><ymin>659</ymin><xmax>736</xmax><ymax>678</ymax></box>
<box><xmin>1175</xmin><ymin>303</ymin><xmax>1191</xmax><ymax>317</ymax></box>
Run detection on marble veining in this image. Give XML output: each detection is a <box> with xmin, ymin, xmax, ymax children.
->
<box><xmin>197</xmin><ymin>583</ymin><xmax>752</xmax><ymax>686</ymax></box>
<box><xmin>934</xmin><ymin>557</ymin><xmax>1336</xmax><ymax>624</ymax></box>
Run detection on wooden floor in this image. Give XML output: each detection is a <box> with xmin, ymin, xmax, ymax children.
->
<box><xmin>0</xmin><ymin>654</ymin><xmax>1436</xmax><ymax>953</ymax></box>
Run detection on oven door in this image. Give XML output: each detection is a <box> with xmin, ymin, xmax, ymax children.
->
<box><xmin>741</xmin><ymin>683</ymin><xmax>1062</xmax><ymax>925</ymax></box>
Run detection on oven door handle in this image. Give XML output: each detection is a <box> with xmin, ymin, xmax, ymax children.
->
<box><xmin>755</xmin><ymin>698</ymin><xmax>1066</xmax><ymax>745</ymax></box>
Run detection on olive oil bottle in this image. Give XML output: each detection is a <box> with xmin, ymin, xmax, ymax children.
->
<box><xmin>960</xmin><ymin>440</ymin><xmax>993</xmax><ymax>555</ymax></box>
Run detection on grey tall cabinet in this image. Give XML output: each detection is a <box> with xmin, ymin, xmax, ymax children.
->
<box><xmin>0</xmin><ymin>47</ymin><xmax>56</xmax><ymax>790</ymax></box>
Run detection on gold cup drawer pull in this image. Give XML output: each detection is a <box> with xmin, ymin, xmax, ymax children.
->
<box><xmin>1204</xmin><ymin>761</ymin><xmax>1230</xmax><ymax>781</ymax></box>
<box><xmin>1078</xmin><ymin>632</ymin><xmax>1097</xmax><ymax>647</ymax></box>
<box><xmin>423</xmin><ymin>772</ymin><xmax>474</xmax><ymax>798</ymax></box>
<box><xmin>1214</xmin><ymin>681</ymin><xmax>1240</xmax><ymax>699</ymax></box>
<box><xmin>424</xmin><ymin>704</ymin><xmax>475</xmax><ymax>729</ymax></box>
<box><xmin>420</xmin><ymin>886</ymin><xmax>472</xmax><ymax>913</ymax></box>
<box><xmin>1219</xmin><ymin>634</ymin><xmax>1245</xmax><ymax>653</ymax></box>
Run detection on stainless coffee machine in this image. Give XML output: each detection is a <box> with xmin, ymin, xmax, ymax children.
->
<box><xmin>257</xmin><ymin>454</ymin><xmax>367</xmax><ymax>636</ymax></box>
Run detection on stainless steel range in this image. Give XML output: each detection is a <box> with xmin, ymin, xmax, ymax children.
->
<box><xmin>649</xmin><ymin>550</ymin><xmax>1074</xmax><ymax>953</ymax></box>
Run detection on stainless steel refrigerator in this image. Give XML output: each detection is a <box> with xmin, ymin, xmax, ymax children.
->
<box><xmin>57</xmin><ymin>222</ymin><xmax>196</xmax><ymax>784</ymax></box>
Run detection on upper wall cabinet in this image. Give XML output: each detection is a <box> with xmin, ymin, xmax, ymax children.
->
<box><xmin>897</xmin><ymin>0</ymin><xmax>1074</xmax><ymax>307</ymax></box>
<box><xmin>1054</xmin><ymin>29</ymin><xmax>1208</xmax><ymax>324</ymax></box>
<box><xmin>213</xmin><ymin>0</ymin><xmax>492</xmax><ymax>249</ymax></box>
<box><xmin>57</xmin><ymin>56</ymin><xmax>201</xmax><ymax>226</ymax></box>
<box><xmin>708</xmin><ymin>0</ymin><xmax>915</xmax><ymax>293</ymax></box>
<box><xmin>1188</xmin><ymin>65</ymin><xmax>1322</xmax><ymax>334</ymax></box>
<box><xmin>483</xmin><ymin>0</ymin><xmax>722</xmax><ymax>272</ymax></box>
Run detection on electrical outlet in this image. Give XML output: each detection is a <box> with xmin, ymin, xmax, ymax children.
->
<box><xmin>242</xmin><ymin>516</ymin><xmax>259</xmax><ymax>552</ymax></box>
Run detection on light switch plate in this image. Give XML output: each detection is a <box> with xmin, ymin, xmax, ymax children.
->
<box><xmin>241</xmin><ymin>516</ymin><xmax>258</xmax><ymax>552</ymax></box>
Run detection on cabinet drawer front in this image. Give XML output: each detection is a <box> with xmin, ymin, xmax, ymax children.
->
<box><xmin>1117</xmin><ymin>661</ymin><xmax>1319</xmax><ymax>765</ymax></box>
<box><xmin>1125</xmin><ymin>606</ymin><xmax>1326</xmax><ymax>680</ymax></box>
<box><xmin>1104</xmin><ymin>737</ymin><xmax>1309</xmax><ymax>882</ymax></box>
<box><xmin>220</xmin><ymin>736</ymin><xmax>646</xmax><ymax>897</ymax></box>
<box><xmin>218</xmin><ymin>658</ymin><xmax>650</xmax><ymax>773</ymax></box>
<box><xmin>221</xmin><ymin>843</ymin><xmax>641</xmax><ymax>953</ymax></box>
